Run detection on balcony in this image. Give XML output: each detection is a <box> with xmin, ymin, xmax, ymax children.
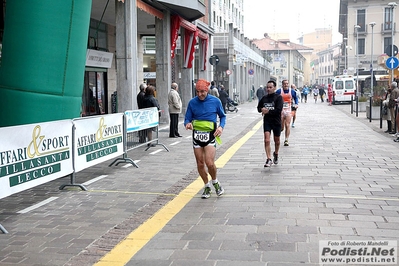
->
<box><xmin>381</xmin><ymin>22</ymin><xmax>396</xmax><ymax>35</ymax></box>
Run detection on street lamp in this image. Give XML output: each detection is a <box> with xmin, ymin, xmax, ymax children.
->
<box><xmin>388</xmin><ymin>2</ymin><xmax>397</xmax><ymax>82</ymax></box>
<box><xmin>343</xmin><ymin>37</ymin><xmax>348</xmax><ymax>74</ymax></box>
<box><xmin>370</xmin><ymin>22</ymin><xmax>376</xmax><ymax>98</ymax></box>
<box><xmin>355</xmin><ymin>25</ymin><xmax>361</xmax><ymax>97</ymax></box>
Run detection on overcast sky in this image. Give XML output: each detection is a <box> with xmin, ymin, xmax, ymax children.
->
<box><xmin>243</xmin><ymin>0</ymin><xmax>342</xmax><ymax>43</ymax></box>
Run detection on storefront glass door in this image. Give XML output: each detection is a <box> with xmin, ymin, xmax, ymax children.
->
<box><xmin>82</xmin><ymin>71</ymin><xmax>107</xmax><ymax>116</ymax></box>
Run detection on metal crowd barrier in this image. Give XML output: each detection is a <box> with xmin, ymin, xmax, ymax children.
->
<box><xmin>109</xmin><ymin>108</ymin><xmax>169</xmax><ymax>168</ymax></box>
<box><xmin>0</xmin><ymin>108</ymin><xmax>168</xmax><ymax>233</ymax></box>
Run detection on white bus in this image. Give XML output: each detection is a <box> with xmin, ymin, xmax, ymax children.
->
<box><xmin>332</xmin><ymin>75</ymin><xmax>356</xmax><ymax>104</ymax></box>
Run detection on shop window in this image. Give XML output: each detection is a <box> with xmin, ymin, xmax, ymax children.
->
<box><xmin>82</xmin><ymin>71</ymin><xmax>107</xmax><ymax>116</ymax></box>
<box><xmin>88</xmin><ymin>19</ymin><xmax>107</xmax><ymax>51</ymax></box>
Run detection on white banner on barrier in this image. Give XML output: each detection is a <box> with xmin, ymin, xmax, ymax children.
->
<box><xmin>124</xmin><ymin>107</ymin><xmax>159</xmax><ymax>133</ymax></box>
<box><xmin>0</xmin><ymin>120</ymin><xmax>74</xmax><ymax>200</ymax></box>
<box><xmin>73</xmin><ymin>113</ymin><xmax>124</xmax><ymax>172</ymax></box>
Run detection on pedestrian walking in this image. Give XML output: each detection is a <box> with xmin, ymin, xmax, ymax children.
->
<box><xmin>290</xmin><ymin>84</ymin><xmax>299</xmax><ymax>128</ymax></box>
<box><xmin>382</xmin><ymin>88</ymin><xmax>392</xmax><ymax>133</ymax></box>
<box><xmin>319</xmin><ymin>86</ymin><xmax>325</xmax><ymax>102</ymax></box>
<box><xmin>302</xmin><ymin>85</ymin><xmax>309</xmax><ymax>103</ymax></box>
<box><xmin>256</xmin><ymin>85</ymin><xmax>265</xmax><ymax>102</ymax></box>
<box><xmin>257</xmin><ymin>80</ymin><xmax>283</xmax><ymax>167</ymax></box>
<box><xmin>184</xmin><ymin>79</ymin><xmax>226</xmax><ymax>199</ymax></box>
<box><xmin>327</xmin><ymin>84</ymin><xmax>333</xmax><ymax>105</ymax></box>
<box><xmin>209</xmin><ymin>81</ymin><xmax>219</xmax><ymax>98</ymax></box>
<box><xmin>218</xmin><ymin>85</ymin><xmax>229</xmax><ymax>113</ymax></box>
<box><xmin>313</xmin><ymin>87</ymin><xmax>319</xmax><ymax>103</ymax></box>
<box><xmin>168</xmin><ymin>82</ymin><xmax>183</xmax><ymax>138</ymax></box>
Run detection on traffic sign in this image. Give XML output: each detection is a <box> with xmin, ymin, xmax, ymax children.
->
<box><xmin>209</xmin><ymin>55</ymin><xmax>219</xmax><ymax>66</ymax></box>
<box><xmin>248</xmin><ymin>69</ymin><xmax>254</xmax><ymax>75</ymax></box>
<box><xmin>226</xmin><ymin>70</ymin><xmax>232</xmax><ymax>75</ymax></box>
<box><xmin>386</xmin><ymin>56</ymin><xmax>399</xmax><ymax>69</ymax></box>
<box><xmin>385</xmin><ymin>45</ymin><xmax>398</xmax><ymax>57</ymax></box>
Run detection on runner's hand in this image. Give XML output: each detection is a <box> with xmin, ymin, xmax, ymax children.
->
<box><xmin>185</xmin><ymin>123</ymin><xmax>193</xmax><ymax>130</ymax></box>
<box><xmin>214</xmin><ymin>126</ymin><xmax>223</xmax><ymax>137</ymax></box>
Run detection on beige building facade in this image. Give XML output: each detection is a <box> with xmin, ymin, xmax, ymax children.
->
<box><xmin>340</xmin><ymin>0</ymin><xmax>398</xmax><ymax>91</ymax></box>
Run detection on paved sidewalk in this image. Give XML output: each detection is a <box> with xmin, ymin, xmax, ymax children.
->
<box><xmin>122</xmin><ymin>101</ymin><xmax>399</xmax><ymax>265</ymax></box>
<box><xmin>1</xmin><ymin>100</ymin><xmax>399</xmax><ymax>265</ymax></box>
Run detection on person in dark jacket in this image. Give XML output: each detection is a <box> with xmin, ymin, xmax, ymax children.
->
<box><xmin>319</xmin><ymin>86</ymin><xmax>326</xmax><ymax>102</ymax></box>
<box><xmin>256</xmin><ymin>85</ymin><xmax>265</xmax><ymax>102</ymax></box>
<box><xmin>143</xmin><ymin>85</ymin><xmax>161</xmax><ymax>146</ymax></box>
<box><xmin>137</xmin><ymin>83</ymin><xmax>146</xmax><ymax>109</ymax></box>
<box><xmin>218</xmin><ymin>85</ymin><xmax>229</xmax><ymax>113</ymax></box>
<box><xmin>257</xmin><ymin>80</ymin><xmax>283</xmax><ymax>167</ymax></box>
<box><xmin>137</xmin><ymin>83</ymin><xmax>147</xmax><ymax>143</ymax></box>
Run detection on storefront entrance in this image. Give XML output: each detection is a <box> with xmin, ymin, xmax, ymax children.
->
<box><xmin>82</xmin><ymin>70</ymin><xmax>108</xmax><ymax>116</ymax></box>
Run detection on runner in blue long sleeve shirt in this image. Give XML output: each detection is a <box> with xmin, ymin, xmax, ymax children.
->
<box><xmin>184</xmin><ymin>79</ymin><xmax>226</xmax><ymax>199</ymax></box>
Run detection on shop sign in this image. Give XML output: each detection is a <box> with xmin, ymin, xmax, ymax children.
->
<box><xmin>86</xmin><ymin>49</ymin><xmax>113</xmax><ymax>68</ymax></box>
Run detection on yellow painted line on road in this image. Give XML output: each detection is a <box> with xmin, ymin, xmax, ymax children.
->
<box><xmin>216</xmin><ymin>120</ymin><xmax>262</xmax><ymax>168</ymax></box>
<box><xmin>94</xmin><ymin>119</ymin><xmax>263</xmax><ymax>266</ymax></box>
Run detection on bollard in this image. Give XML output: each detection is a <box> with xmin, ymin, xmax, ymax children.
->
<box><xmin>355</xmin><ymin>95</ymin><xmax>359</xmax><ymax>117</ymax></box>
<box><xmin>380</xmin><ymin>100</ymin><xmax>383</xmax><ymax>129</ymax></box>
<box><xmin>350</xmin><ymin>95</ymin><xmax>354</xmax><ymax>114</ymax></box>
<box><xmin>369</xmin><ymin>96</ymin><xmax>372</xmax><ymax>123</ymax></box>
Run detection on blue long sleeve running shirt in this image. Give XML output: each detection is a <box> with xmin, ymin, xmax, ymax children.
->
<box><xmin>184</xmin><ymin>94</ymin><xmax>226</xmax><ymax>128</ymax></box>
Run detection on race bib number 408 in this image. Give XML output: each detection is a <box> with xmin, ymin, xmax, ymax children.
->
<box><xmin>194</xmin><ymin>130</ymin><xmax>210</xmax><ymax>142</ymax></box>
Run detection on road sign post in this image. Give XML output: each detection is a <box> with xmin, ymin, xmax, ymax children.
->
<box><xmin>209</xmin><ymin>55</ymin><xmax>220</xmax><ymax>87</ymax></box>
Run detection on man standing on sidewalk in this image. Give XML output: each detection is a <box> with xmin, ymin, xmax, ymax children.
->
<box><xmin>257</xmin><ymin>80</ymin><xmax>283</xmax><ymax>167</ymax></box>
<box><xmin>168</xmin><ymin>82</ymin><xmax>182</xmax><ymax>138</ymax></box>
<box><xmin>388</xmin><ymin>81</ymin><xmax>399</xmax><ymax>134</ymax></box>
<box><xmin>184</xmin><ymin>79</ymin><xmax>226</xmax><ymax>199</ymax></box>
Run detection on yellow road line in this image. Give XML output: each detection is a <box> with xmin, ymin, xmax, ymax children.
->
<box><xmin>94</xmin><ymin>119</ymin><xmax>263</xmax><ymax>266</ymax></box>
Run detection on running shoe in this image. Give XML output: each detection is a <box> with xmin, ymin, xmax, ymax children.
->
<box><xmin>213</xmin><ymin>182</ymin><xmax>224</xmax><ymax>196</ymax></box>
<box><xmin>292</xmin><ymin>123</ymin><xmax>295</xmax><ymax>128</ymax></box>
<box><xmin>201</xmin><ymin>186</ymin><xmax>211</xmax><ymax>199</ymax></box>
<box><xmin>284</xmin><ymin>140</ymin><xmax>289</xmax><ymax>146</ymax></box>
<box><xmin>264</xmin><ymin>158</ymin><xmax>272</xmax><ymax>167</ymax></box>
<box><xmin>273</xmin><ymin>152</ymin><xmax>279</xmax><ymax>165</ymax></box>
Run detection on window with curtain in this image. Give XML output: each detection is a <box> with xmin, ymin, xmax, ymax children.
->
<box><xmin>357</xmin><ymin>9</ymin><xmax>366</xmax><ymax>31</ymax></box>
<box><xmin>384</xmin><ymin>7</ymin><xmax>393</xmax><ymax>31</ymax></box>
<box><xmin>358</xmin><ymin>38</ymin><xmax>365</xmax><ymax>55</ymax></box>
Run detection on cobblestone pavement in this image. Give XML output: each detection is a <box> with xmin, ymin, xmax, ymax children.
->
<box><xmin>1</xmin><ymin>99</ymin><xmax>399</xmax><ymax>266</ymax></box>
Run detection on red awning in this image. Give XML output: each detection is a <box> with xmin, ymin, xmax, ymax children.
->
<box><xmin>170</xmin><ymin>15</ymin><xmax>209</xmax><ymax>69</ymax></box>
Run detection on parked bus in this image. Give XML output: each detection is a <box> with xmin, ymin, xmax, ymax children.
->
<box><xmin>331</xmin><ymin>75</ymin><xmax>356</xmax><ymax>104</ymax></box>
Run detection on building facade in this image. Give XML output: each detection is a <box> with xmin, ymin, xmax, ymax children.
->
<box><xmin>211</xmin><ymin>0</ymin><xmax>272</xmax><ymax>101</ymax></box>
<box><xmin>252</xmin><ymin>35</ymin><xmax>312</xmax><ymax>88</ymax></box>
<box><xmin>339</xmin><ymin>0</ymin><xmax>397</xmax><ymax>94</ymax></box>
<box><xmin>0</xmin><ymin>0</ymin><xmax>275</xmax><ymax>127</ymax></box>
<box><xmin>315</xmin><ymin>43</ymin><xmax>342</xmax><ymax>86</ymax></box>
